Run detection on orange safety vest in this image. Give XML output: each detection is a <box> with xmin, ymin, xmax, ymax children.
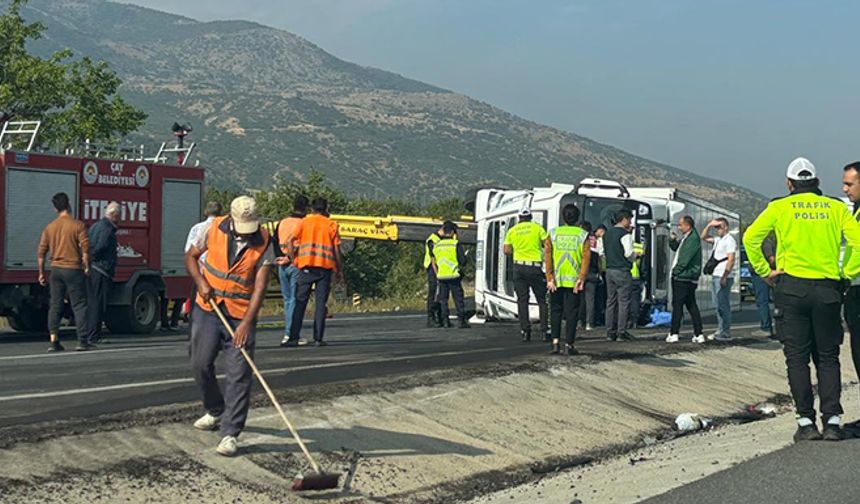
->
<box><xmin>196</xmin><ymin>216</ymin><xmax>271</xmax><ymax>319</ymax></box>
<box><xmin>295</xmin><ymin>214</ymin><xmax>340</xmax><ymax>270</ymax></box>
<box><xmin>277</xmin><ymin>216</ymin><xmax>303</xmax><ymax>256</ymax></box>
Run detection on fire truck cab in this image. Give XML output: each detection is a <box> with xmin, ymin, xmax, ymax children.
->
<box><xmin>0</xmin><ymin>121</ymin><xmax>203</xmax><ymax>334</ymax></box>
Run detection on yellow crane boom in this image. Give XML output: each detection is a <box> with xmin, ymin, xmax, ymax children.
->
<box><xmin>264</xmin><ymin>215</ymin><xmax>477</xmax><ymax>244</ymax></box>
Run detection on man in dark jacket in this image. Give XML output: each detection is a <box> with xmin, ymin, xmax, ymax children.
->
<box><xmin>666</xmin><ymin>215</ymin><xmax>704</xmax><ymax>343</ymax></box>
<box><xmin>86</xmin><ymin>202</ymin><xmax>120</xmax><ymax>344</ymax></box>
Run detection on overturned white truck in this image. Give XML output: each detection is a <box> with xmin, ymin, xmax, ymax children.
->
<box><xmin>470</xmin><ymin>178</ymin><xmax>741</xmax><ymax>324</ymax></box>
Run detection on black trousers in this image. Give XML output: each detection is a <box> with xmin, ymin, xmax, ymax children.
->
<box><xmin>844</xmin><ymin>286</ymin><xmax>860</xmax><ymax>399</ymax></box>
<box><xmin>513</xmin><ymin>264</ymin><xmax>548</xmax><ymax>334</ymax></box>
<box><xmin>290</xmin><ymin>267</ymin><xmax>333</xmax><ymax>342</ymax></box>
<box><xmin>438</xmin><ymin>278</ymin><xmax>466</xmax><ymax>320</ymax></box>
<box><xmin>48</xmin><ymin>267</ymin><xmax>88</xmax><ymax>342</ymax></box>
<box><xmin>85</xmin><ymin>271</ymin><xmax>111</xmax><ymax>342</ymax></box>
<box><xmin>550</xmin><ymin>287</ymin><xmax>581</xmax><ymax>345</ymax></box>
<box><xmin>160</xmin><ymin>296</ymin><xmax>184</xmax><ymax>328</ymax></box>
<box><xmin>670</xmin><ymin>279</ymin><xmax>703</xmax><ymax>336</ymax></box>
<box><xmin>426</xmin><ymin>267</ymin><xmax>440</xmax><ymax>317</ymax></box>
<box><xmin>775</xmin><ymin>275</ymin><xmax>843</xmax><ymax>420</ymax></box>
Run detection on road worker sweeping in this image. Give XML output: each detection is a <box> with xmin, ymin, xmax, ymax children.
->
<box><xmin>185</xmin><ymin>195</ymin><xmax>274</xmax><ymax>456</ymax></box>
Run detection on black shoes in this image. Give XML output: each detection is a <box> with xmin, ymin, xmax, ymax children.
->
<box><xmin>793</xmin><ymin>424</ymin><xmax>823</xmax><ymax>443</ymax></box>
<box><xmin>823</xmin><ymin>424</ymin><xmax>843</xmax><ymax>441</ymax></box>
<box><xmin>618</xmin><ymin>331</ymin><xmax>635</xmax><ymax>341</ymax></box>
<box><xmin>47</xmin><ymin>341</ymin><xmax>65</xmax><ymax>352</ymax></box>
<box><xmin>314</xmin><ymin>340</ymin><xmax>328</xmax><ymax>347</ymax></box>
<box><xmin>521</xmin><ymin>330</ymin><xmax>531</xmax><ymax>343</ymax></box>
<box><xmin>606</xmin><ymin>333</ymin><xmax>618</xmax><ymax>341</ymax></box>
<box><xmin>458</xmin><ymin>320</ymin><xmax>471</xmax><ymax>329</ymax></box>
<box><xmin>281</xmin><ymin>339</ymin><xmax>299</xmax><ymax>348</ymax></box>
<box><xmin>75</xmin><ymin>342</ymin><xmax>97</xmax><ymax>352</ymax></box>
<box><xmin>426</xmin><ymin>316</ymin><xmax>436</xmax><ymax>328</ymax></box>
<box><xmin>566</xmin><ymin>344</ymin><xmax>579</xmax><ymax>356</ymax></box>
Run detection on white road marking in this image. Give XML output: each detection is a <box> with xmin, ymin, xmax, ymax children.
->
<box><xmin>0</xmin><ymin>346</ymin><xmax>512</xmax><ymax>402</ymax></box>
<box><xmin>0</xmin><ymin>344</ymin><xmax>178</xmax><ymax>362</ymax></box>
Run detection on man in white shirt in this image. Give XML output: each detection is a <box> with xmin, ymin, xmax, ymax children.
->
<box><xmin>702</xmin><ymin>218</ymin><xmax>736</xmax><ymax>341</ymax></box>
<box><xmin>172</xmin><ymin>201</ymin><xmax>223</xmax><ymax>325</ymax></box>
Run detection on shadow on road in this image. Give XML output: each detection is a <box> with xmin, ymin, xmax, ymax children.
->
<box><xmin>244</xmin><ymin>425</ymin><xmax>493</xmax><ymax>458</ymax></box>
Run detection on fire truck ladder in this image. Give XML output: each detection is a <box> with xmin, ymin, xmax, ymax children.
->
<box><xmin>148</xmin><ymin>142</ymin><xmax>196</xmax><ymax>166</ymax></box>
<box><xmin>0</xmin><ymin>120</ymin><xmax>41</xmax><ymax>152</ymax></box>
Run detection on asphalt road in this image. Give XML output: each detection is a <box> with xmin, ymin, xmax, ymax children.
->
<box><xmin>645</xmin><ymin>439</ymin><xmax>860</xmax><ymax>504</ymax></box>
<box><xmin>0</xmin><ymin>309</ymin><xmax>763</xmax><ymax>429</ymax></box>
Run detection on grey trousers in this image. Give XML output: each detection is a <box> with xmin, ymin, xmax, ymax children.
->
<box><xmin>48</xmin><ymin>267</ymin><xmax>88</xmax><ymax>342</ymax></box>
<box><xmin>605</xmin><ymin>268</ymin><xmax>632</xmax><ymax>336</ymax></box>
<box><xmin>190</xmin><ymin>305</ymin><xmax>256</xmax><ymax>438</ymax></box>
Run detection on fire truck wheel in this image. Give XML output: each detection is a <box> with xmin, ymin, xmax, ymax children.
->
<box><xmin>7</xmin><ymin>304</ymin><xmax>48</xmax><ymax>333</ymax></box>
<box><xmin>105</xmin><ymin>281</ymin><xmax>160</xmax><ymax>334</ymax></box>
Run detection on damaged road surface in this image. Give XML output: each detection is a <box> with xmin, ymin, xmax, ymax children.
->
<box><xmin>1</xmin><ymin>311</ymin><xmax>814</xmax><ymax>503</ymax></box>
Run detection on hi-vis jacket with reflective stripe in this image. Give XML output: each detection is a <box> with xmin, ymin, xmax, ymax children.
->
<box><xmin>434</xmin><ymin>238</ymin><xmax>460</xmax><ymax>280</ymax></box>
<box><xmin>744</xmin><ymin>188</ymin><xmax>860</xmax><ymax>280</ymax></box>
<box><xmin>196</xmin><ymin>216</ymin><xmax>271</xmax><ymax>319</ymax></box>
<box><xmin>631</xmin><ymin>241</ymin><xmax>645</xmax><ymax>279</ymax></box>
<box><xmin>424</xmin><ymin>232</ymin><xmax>441</xmax><ymax>269</ymax></box>
<box><xmin>550</xmin><ymin>226</ymin><xmax>588</xmax><ymax>288</ymax></box>
<box><xmin>295</xmin><ymin>214</ymin><xmax>341</xmax><ymax>270</ymax></box>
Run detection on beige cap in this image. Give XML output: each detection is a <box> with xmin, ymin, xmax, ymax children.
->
<box><xmin>230</xmin><ymin>196</ymin><xmax>260</xmax><ymax>234</ymax></box>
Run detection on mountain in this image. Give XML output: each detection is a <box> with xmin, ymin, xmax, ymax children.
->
<box><xmin>21</xmin><ymin>0</ymin><xmax>765</xmax><ymax>218</ymax></box>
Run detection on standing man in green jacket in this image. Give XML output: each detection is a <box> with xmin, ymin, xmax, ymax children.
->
<box><xmin>665</xmin><ymin>215</ymin><xmax>704</xmax><ymax>344</ymax></box>
<box><xmin>744</xmin><ymin>157</ymin><xmax>860</xmax><ymax>443</ymax></box>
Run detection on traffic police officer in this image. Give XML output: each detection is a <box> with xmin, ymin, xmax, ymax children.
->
<box><xmin>424</xmin><ymin>225</ymin><xmax>444</xmax><ymax>327</ymax></box>
<box><xmin>432</xmin><ymin>221</ymin><xmax>470</xmax><ymax>329</ymax></box>
<box><xmin>504</xmin><ymin>207</ymin><xmax>552</xmax><ymax>342</ymax></box>
<box><xmin>547</xmin><ymin>204</ymin><xmax>590</xmax><ymax>355</ymax></box>
<box><xmin>744</xmin><ymin>157</ymin><xmax>860</xmax><ymax>443</ymax></box>
<box><xmin>840</xmin><ymin>160</ymin><xmax>860</xmax><ymax>435</ymax></box>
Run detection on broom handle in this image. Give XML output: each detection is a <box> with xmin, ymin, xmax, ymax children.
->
<box><xmin>209</xmin><ymin>300</ymin><xmax>322</xmax><ymax>474</ymax></box>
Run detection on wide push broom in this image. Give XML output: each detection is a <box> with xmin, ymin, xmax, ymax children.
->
<box><xmin>210</xmin><ymin>300</ymin><xmax>340</xmax><ymax>491</ymax></box>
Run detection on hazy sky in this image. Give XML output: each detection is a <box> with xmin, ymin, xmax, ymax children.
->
<box><xmin>127</xmin><ymin>0</ymin><xmax>859</xmax><ymax>197</ymax></box>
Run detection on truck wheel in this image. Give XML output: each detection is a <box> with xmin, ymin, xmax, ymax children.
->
<box><xmin>105</xmin><ymin>282</ymin><xmax>160</xmax><ymax>334</ymax></box>
<box><xmin>7</xmin><ymin>304</ymin><xmax>48</xmax><ymax>333</ymax></box>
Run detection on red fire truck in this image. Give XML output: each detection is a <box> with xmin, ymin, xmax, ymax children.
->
<box><xmin>0</xmin><ymin>121</ymin><xmax>204</xmax><ymax>334</ymax></box>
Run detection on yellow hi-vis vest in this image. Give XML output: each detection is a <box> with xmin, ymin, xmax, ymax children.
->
<box><xmin>550</xmin><ymin>225</ymin><xmax>588</xmax><ymax>288</ymax></box>
<box><xmin>744</xmin><ymin>190</ymin><xmax>860</xmax><ymax>280</ymax></box>
<box><xmin>631</xmin><ymin>241</ymin><xmax>645</xmax><ymax>279</ymax></box>
<box><xmin>424</xmin><ymin>233</ymin><xmax>441</xmax><ymax>269</ymax></box>
<box><xmin>434</xmin><ymin>238</ymin><xmax>460</xmax><ymax>280</ymax></box>
<box><xmin>845</xmin><ymin>206</ymin><xmax>860</xmax><ymax>286</ymax></box>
